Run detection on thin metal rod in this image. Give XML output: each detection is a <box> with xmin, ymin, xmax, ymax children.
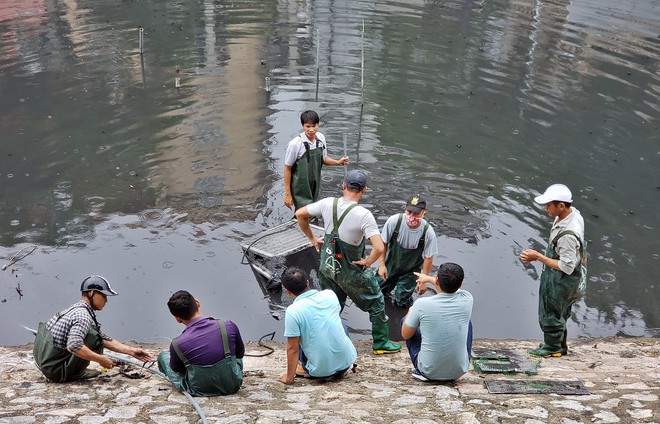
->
<box><xmin>343</xmin><ymin>134</ymin><xmax>348</xmax><ymax>179</ymax></box>
<box><xmin>315</xmin><ymin>29</ymin><xmax>320</xmax><ymax>102</ymax></box>
<box><xmin>360</xmin><ymin>19</ymin><xmax>364</xmax><ymax>106</ymax></box>
<box><xmin>138</xmin><ymin>27</ymin><xmax>144</xmax><ymax>54</ymax></box>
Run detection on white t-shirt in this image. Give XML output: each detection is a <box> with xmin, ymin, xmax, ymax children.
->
<box><xmin>306</xmin><ymin>197</ymin><xmax>380</xmax><ymax>246</ymax></box>
<box><xmin>284</xmin><ymin>132</ymin><xmax>328</xmax><ymax>167</ymax></box>
<box><xmin>381</xmin><ymin>214</ymin><xmax>438</xmax><ymax>259</ymax></box>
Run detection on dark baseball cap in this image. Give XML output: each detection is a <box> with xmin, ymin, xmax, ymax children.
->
<box><xmin>405</xmin><ymin>194</ymin><xmax>427</xmax><ymax>213</ymax></box>
<box><xmin>345</xmin><ymin>170</ymin><xmax>367</xmax><ymax>190</ymax></box>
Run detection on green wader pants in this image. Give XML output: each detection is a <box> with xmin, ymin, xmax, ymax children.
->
<box><xmin>33</xmin><ymin>315</ymin><xmax>104</xmax><ymax>382</ymax></box>
<box><xmin>538</xmin><ymin>230</ymin><xmax>587</xmax><ymax>352</ymax></box>
<box><xmin>158</xmin><ymin>320</ymin><xmax>243</xmax><ymax>397</ymax></box>
<box><xmin>379</xmin><ymin>214</ymin><xmax>429</xmax><ymax>308</ymax></box>
<box><xmin>318</xmin><ymin>199</ymin><xmax>394</xmax><ymax>351</ymax></box>
<box><xmin>291</xmin><ymin>139</ymin><xmax>324</xmax><ymax>210</ymax></box>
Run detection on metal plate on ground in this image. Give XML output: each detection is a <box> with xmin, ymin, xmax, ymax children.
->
<box><xmin>240</xmin><ymin>221</ymin><xmax>325</xmax><ymax>259</ymax></box>
<box><xmin>472</xmin><ymin>348</ymin><xmax>538</xmax><ymax>375</ymax></box>
<box><xmin>484</xmin><ymin>379</ymin><xmax>589</xmax><ymax>395</ymax></box>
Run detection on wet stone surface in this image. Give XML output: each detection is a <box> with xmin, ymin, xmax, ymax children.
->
<box><xmin>0</xmin><ymin>337</ymin><xmax>658</xmax><ymax>423</ymax></box>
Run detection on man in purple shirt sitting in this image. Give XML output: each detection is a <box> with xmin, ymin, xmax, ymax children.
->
<box><xmin>157</xmin><ymin>290</ymin><xmax>244</xmax><ymax>396</ymax></box>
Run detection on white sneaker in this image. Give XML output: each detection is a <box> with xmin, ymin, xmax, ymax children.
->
<box><xmin>411</xmin><ymin>369</ymin><xmax>428</xmax><ymax>381</ymax></box>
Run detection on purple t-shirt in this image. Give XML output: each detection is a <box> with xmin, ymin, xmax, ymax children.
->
<box><xmin>169</xmin><ymin>317</ymin><xmax>245</xmax><ymax>374</ymax></box>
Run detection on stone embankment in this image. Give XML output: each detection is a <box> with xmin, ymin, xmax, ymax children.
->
<box><xmin>1</xmin><ymin>337</ymin><xmax>658</xmax><ymax>423</ymax></box>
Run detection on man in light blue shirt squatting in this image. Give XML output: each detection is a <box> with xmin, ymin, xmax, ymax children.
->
<box><xmin>277</xmin><ymin>267</ymin><xmax>357</xmax><ymax>385</ymax></box>
<box><xmin>401</xmin><ymin>263</ymin><xmax>473</xmax><ymax>382</ymax></box>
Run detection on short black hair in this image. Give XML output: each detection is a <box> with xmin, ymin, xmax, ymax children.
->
<box><xmin>437</xmin><ymin>263</ymin><xmax>464</xmax><ymax>293</ymax></box>
<box><xmin>281</xmin><ymin>267</ymin><xmax>309</xmax><ymax>296</ymax></box>
<box><xmin>300</xmin><ymin>110</ymin><xmax>320</xmax><ymax>125</ymax></box>
<box><xmin>167</xmin><ymin>290</ymin><xmax>198</xmax><ymax>320</ymax></box>
<box><xmin>551</xmin><ymin>200</ymin><xmax>572</xmax><ymax>208</ymax></box>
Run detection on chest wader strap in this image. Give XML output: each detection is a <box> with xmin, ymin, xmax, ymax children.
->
<box><xmin>551</xmin><ymin>230</ymin><xmax>584</xmax><ymax>262</ymax></box>
<box><xmin>302</xmin><ymin>138</ymin><xmax>321</xmax><ymax>160</ymax></box>
<box><xmin>331</xmin><ymin>198</ymin><xmax>358</xmax><ymax>235</ymax></box>
<box><xmin>392</xmin><ymin>214</ymin><xmax>430</xmax><ymax>248</ymax></box>
<box><xmin>171</xmin><ymin>320</ymin><xmax>231</xmax><ymax>367</ymax></box>
<box><xmin>49</xmin><ymin>305</ymin><xmax>100</xmax><ymax>332</ymax></box>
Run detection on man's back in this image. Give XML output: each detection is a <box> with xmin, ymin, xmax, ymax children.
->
<box><xmin>284</xmin><ymin>289</ymin><xmax>357</xmax><ymax>377</ymax></box>
<box><xmin>170</xmin><ymin>317</ymin><xmax>244</xmax><ymax>374</ymax></box>
<box><xmin>307</xmin><ymin>197</ymin><xmax>379</xmax><ymax>247</ymax></box>
<box><xmin>405</xmin><ymin>290</ymin><xmax>473</xmax><ymax>380</ymax></box>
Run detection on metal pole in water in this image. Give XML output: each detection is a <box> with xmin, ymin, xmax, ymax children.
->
<box><xmin>357</xmin><ymin>20</ymin><xmax>365</xmax><ymax>156</ymax></box>
<box><xmin>315</xmin><ymin>29</ymin><xmax>320</xmax><ymax>102</ymax></box>
<box><xmin>138</xmin><ymin>27</ymin><xmax>144</xmax><ymax>54</ymax></box>
<box><xmin>175</xmin><ymin>65</ymin><xmax>181</xmax><ymax>88</ymax></box>
<box><xmin>343</xmin><ymin>133</ymin><xmax>348</xmax><ymax>179</ymax></box>
<box><xmin>360</xmin><ymin>19</ymin><xmax>364</xmax><ymax>106</ymax></box>
<box><xmin>265</xmin><ymin>77</ymin><xmax>271</xmax><ymax>92</ymax></box>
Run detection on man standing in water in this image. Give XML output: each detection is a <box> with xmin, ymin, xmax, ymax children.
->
<box><xmin>520</xmin><ymin>183</ymin><xmax>587</xmax><ymax>357</ymax></box>
<box><xmin>33</xmin><ymin>276</ymin><xmax>153</xmax><ymax>382</ymax></box>
<box><xmin>296</xmin><ymin>170</ymin><xmax>401</xmax><ymax>354</ymax></box>
<box><xmin>284</xmin><ymin>110</ymin><xmax>349</xmax><ymax>211</ymax></box>
<box><xmin>377</xmin><ymin>194</ymin><xmax>438</xmax><ymax>308</ymax></box>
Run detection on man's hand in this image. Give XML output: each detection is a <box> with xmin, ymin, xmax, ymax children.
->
<box><xmin>378</xmin><ymin>263</ymin><xmax>388</xmax><ymax>280</ymax></box>
<box><xmin>97</xmin><ymin>355</ymin><xmax>115</xmax><ymax>369</ymax></box>
<box><xmin>311</xmin><ymin>237</ymin><xmax>323</xmax><ymax>252</ymax></box>
<box><xmin>414</xmin><ymin>272</ymin><xmax>436</xmax><ymax>285</ymax></box>
<box><xmin>520</xmin><ymin>249</ymin><xmax>540</xmax><ymax>263</ymax></box>
<box><xmin>338</xmin><ymin>156</ymin><xmax>349</xmax><ymax>165</ymax></box>
<box><xmin>284</xmin><ymin>193</ymin><xmax>294</xmax><ymax>210</ymax></box>
<box><xmin>276</xmin><ymin>374</ymin><xmax>295</xmax><ymax>385</ymax></box>
<box><xmin>130</xmin><ymin>347</ymin><xmax>154</xmax><ymax>362</ymax></box>
<box><xmin>352</xmin><ymin>258</ymin><xmax>370</xmax><ymax>268</ymax></box>
<box><xmin>415</xmin><ymin>280</ymin><xmax>427</xmax><ymax>295</ymax></box>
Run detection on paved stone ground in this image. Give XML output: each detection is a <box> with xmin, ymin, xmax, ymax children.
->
<box><xmin>0</xmin><ymin>337</ymin><xmax>658</xmax><ymax>423</ymax></box>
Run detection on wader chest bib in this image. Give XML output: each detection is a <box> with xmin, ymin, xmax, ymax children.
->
<box><xmin>538</xmin><ymin>230</ymin><xmax>587</xmax><ymax>351</ymax></box>
<box><xmin>171</xmin><ymin>320</ymin><xmax>243</xmax><ymax>396</ymax></box>
<box><xmin>380</xmin><ymin>213</ymin><xmax>429</xmax><ymax>307</ymax></box>
<box><xmin>291</xmin><ymin>138</ymin><xmax>324</xmax><ymax>210</ymax></box>
<box><xmin>33</xmin><ymin>306</ymin><xmax>104</xmax><ymax>382</ymax></box>
<box><xmin>317</xmin><ymin>198</ymin><xmax>397</xmax><ymax>353</ymax></box>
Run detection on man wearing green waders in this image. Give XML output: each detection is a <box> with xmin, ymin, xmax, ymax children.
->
<box><xmin>284</xmin><ymin>110</ymin><xmax>349</xmax><ymax>211</ymax></box>
<box><xmin>520</xmin><ymin>184</ymin><xmax>587</xmax><ymax>357</ymax></box>
<box><xmin>296</xmin><ymin>170</ymin><xmax>401</xmax><ymax>354</ymax></box>
<box><xmin>33</xmin><ymin>276</ymin><xmax>153</xmax><ymax>382</ymax></box>
<box><xmin>377</xmin><ymin>194</ymin><xmax>438</xmax><ymax>308</ymax></box>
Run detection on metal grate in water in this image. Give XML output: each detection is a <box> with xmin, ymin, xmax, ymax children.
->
<box><xmin>240</xmin><ymin>220</ymin><xmax>325</xmax><ymax>259</ymax></box>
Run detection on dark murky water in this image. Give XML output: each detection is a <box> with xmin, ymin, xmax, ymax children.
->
<box><xmin>1</xmin><ymin>0</ymin><xmax>658</xmax><ymax>345</ymax></box>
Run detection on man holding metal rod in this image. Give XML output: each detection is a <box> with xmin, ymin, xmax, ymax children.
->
<box><xmin>32</xmin><ymin>275</ymin><xmax>153</xmax><ymax>382</ymax></box>
<box><xmin>284</xmin><ymin>110</ymin><xmax>349</xmax><ymax>211</ymax></box>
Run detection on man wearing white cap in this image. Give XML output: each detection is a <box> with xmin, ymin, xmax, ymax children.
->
<box><xmin>520</xmin><ymin>184</ymin><xmax>587</xmax><ymax>357</ymax></box>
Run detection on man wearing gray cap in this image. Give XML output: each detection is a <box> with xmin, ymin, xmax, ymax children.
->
<box><xmin>377</xmin><ymin>194</ymin><xmax>438</xmax><ymax>308</ymax></box>
<box><xmin>33</xmin><ymin>275</ymin><xmax>153</xmax><ymax>382</ymax></box>
<box><xmin>296</xmin><ymin>170</ymin><xmax>401</xmax><ymax>354</ymax></box>
<box><xmin>520</xmin><ymin>184</ymin><xmax>587</xmax><ymax>358</ymax></box>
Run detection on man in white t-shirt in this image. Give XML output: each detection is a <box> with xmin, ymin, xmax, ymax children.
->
<box><xmin>378</xmin><ymin>194</ymin><xmax>438</xmax><ymax>308</ymax></box>
<box><xmin>295</xmin><ymin>170</ymin><xmax>401</xmax><ymax>354</ymax></box>
<box><xmin>283</xmin><ymin>110</ymin><xmax>348</xmax><ymax>211</ymax></box>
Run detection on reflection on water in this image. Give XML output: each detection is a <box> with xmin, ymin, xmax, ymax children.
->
<box><xmin>0</xmin><ymin>0</ymin><xmax>658</xmax><ymax>345</ymax></box>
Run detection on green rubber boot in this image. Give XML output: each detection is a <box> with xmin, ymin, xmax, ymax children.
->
<box><xmin>371</xmin><ymin>321</ymin><xmax>401</xmax><ymax>355</ymax></box>
<box><xmin>529</xmin><ymin>332</ymin><xmax>563</xmax><ymax>358</ymax></box>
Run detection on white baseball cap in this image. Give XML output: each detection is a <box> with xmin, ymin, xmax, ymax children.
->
<box><xmin>534</xmin><ymin>184</ymin><xmax>573</xmax><ymax>205</ymax></box>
